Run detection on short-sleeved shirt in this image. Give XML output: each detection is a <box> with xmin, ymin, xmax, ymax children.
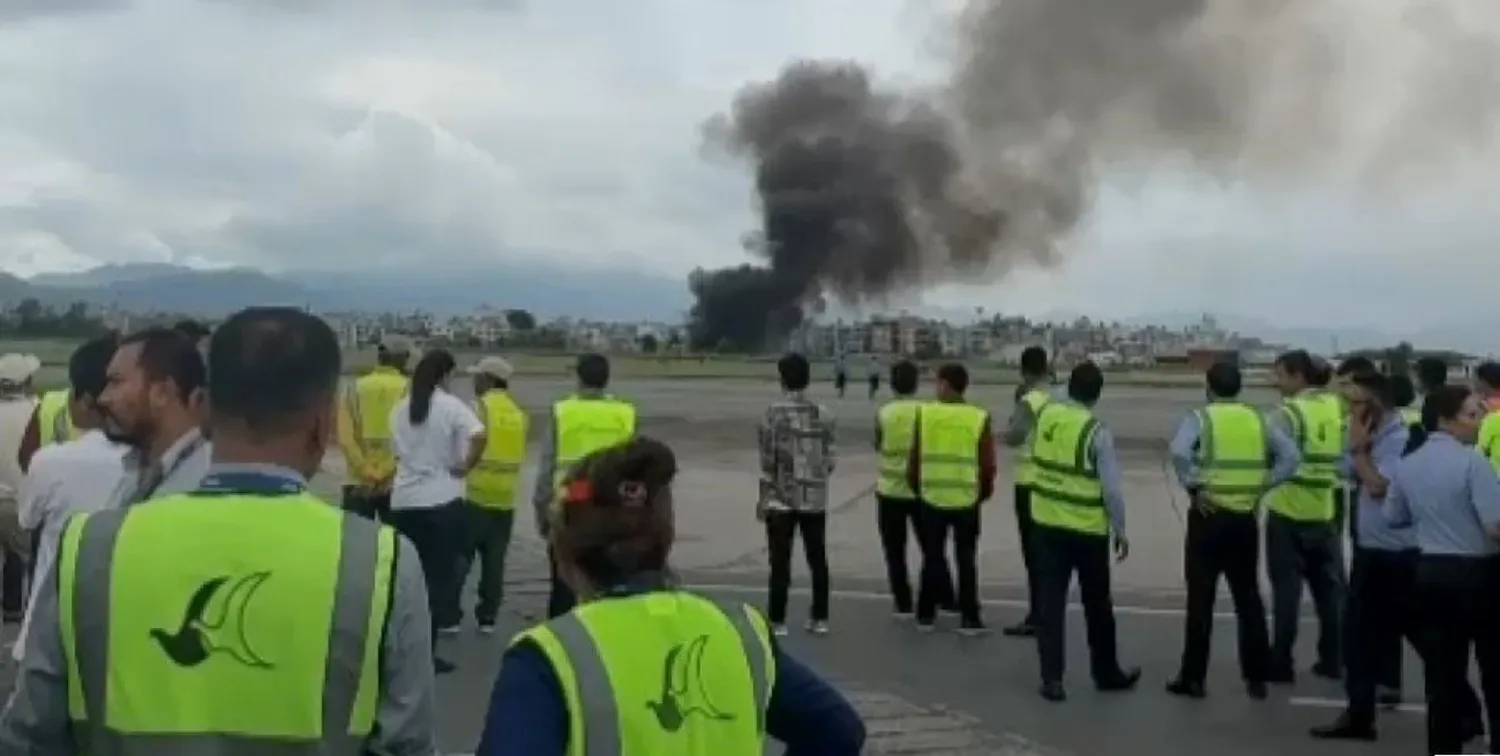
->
<box><xmin>390</xmin><ymin>388</ymin><xmax>485</xmax><ymax>509</ymax></box>
<box><xmin>1385</xmin><ymin>433</ymin><xmax>1500</xmax><ymax>556</ymax></box>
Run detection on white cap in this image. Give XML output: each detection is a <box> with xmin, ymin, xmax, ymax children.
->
<box><xmin>466</xmin><ymin>356</ymin><xmax>515</xmax><ymax>380</ymax></box>
<box><xmin>0</xmin><ymin>353</ymin><xmax>41</xmax><ymax>384</ymax></box>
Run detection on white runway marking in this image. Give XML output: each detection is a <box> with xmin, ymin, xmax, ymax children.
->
<box><xmin>1287</xmin><ymin>696</ymin><xmax>1426</xmax><ymax>714</ymax></box>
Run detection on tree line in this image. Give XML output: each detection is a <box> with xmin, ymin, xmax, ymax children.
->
<box><xmin>0</xmin><ymin>299</ymin><xmax>110</xmax><ymax>338</ymax></box>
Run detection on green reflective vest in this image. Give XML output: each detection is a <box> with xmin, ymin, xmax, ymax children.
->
<box><xmin>38</xmin><ymin>388</ymin><xmax>77</xmax><ymax>446</ymax></box>
<box><xmin>56</xmin><ymin>493</ymin><xmax>396</xmax><ymax>754</ymax></box>
<box><xmin>1194</xmin><ymin>402</ymin><xmax>1270</xmax><ymax>512</ymax></box>
<box><xmin>553</xmin><ymin>395</ymin><xmax>637</xmax><ymax>495</ymax></box>
<box><xmin>467</xmin><ymin>390</ymin><xmax>528</xmax><ymax>510</ymax></box>
<box><xmin>916</xmin><ymin>402</ymin><xmax>988</xmax><ymax>509</ymax></box>
<box><xmin>1013</xmin><ymin>388</ymin><xmax>1051</xmax><ymax>487</ymax></box>
<box><xmin>1267</xmin><ymin>393</ymin><xmax>1344</xmax><ymax>522</ymax></box>
<box><xmin>1400</xmin><ymin>406</ymin><xmax>1421</xmax><ymax>429</ymax></box>
<box><xmin>1029</xmin><ymin>402</ymin><xmax>1107</xmax><ymax>535</ymax></box>
<box><xmin>515</xmin><ymin>591</ymin><xmax>775</xmax><ymax>756</ymax></box>
<box><xmin>875</xmin><ymin>399</ymin><xmax>920</xmax><ymax>498</ymax></box>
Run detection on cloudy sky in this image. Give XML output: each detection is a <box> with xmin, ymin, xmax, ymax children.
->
<box><xmin>1</xmin><ymin>0</ymin><xmax>1498</xmax><ymax>330</ymax></box>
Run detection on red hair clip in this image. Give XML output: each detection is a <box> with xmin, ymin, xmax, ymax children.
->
<box><xmin>563</xmin><ymin>479</ymin><xmax>594</xmax><ymax>505</ymax></box>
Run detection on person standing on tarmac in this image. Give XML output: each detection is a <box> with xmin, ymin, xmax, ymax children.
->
<box><xmin>1471</xmin><ymin>361</ymin><xmax>1500</xmax><ymax>471</ymax></box>
<box><xmin>0</xmin><ymin>306</ymin><xmax>439</xmax><ymax>756</ymax></box>
<box><xmin>0</xmin><ymin>353</ymin><xmax>40</xmax><ymax>625</ymax></box>
<box><xmin>16</xmin><ymin>357</ymin><xmax>83</xmax><ymax>473</ymax></box>
<box><xmin>1166</xmin><ymin>361</ymin><xmax>1297</xmax><ymax>701</ymax></box>
<box><xmin>478</xmin><ymin>436</ymin><xmax>866</xmax><ymax>756</ymax></box>
<box><xmin>874</xmin><ymin>359</ymin><xmax>954</xmax><ymax>618</ymax></box>
<box><xmin>1415</xmin><ymin>355</ymin><xmax>1449</xmax><ymax>400</ymax></box>
<box><xmin>459</xmin><ymin>356</ymin><xmax>528</xmax><ymax>635</ymax></box>
<box><xmin>337</xmin><ymin>335</ymin><xmax>413</xmax><ymax>521</ymax></box>
<box><xmin>98</xmin><ymin>327</ymin><xmax>213</xmax><ymax>504</ymax></box>
<box><xmin>533</xmin><ymin>353</ymin><xmax>636</xmax><ymax>619</ymax></box>
<box><xmin>1026</xmin><ymin>361</ymin><xmax>1140</xmax><ymax>702</ymax></box>
<box><xmin>866</xmin><ymin>354</ymin><xmax>882</xmax><ymax>400</ymax></box>
<box><xmin>1328</xmin><ymin>356</ymin><xmax>1369</xmax><ymax>543</ymax></box>
<box><xmin>906</xmin><ymin>363</ymin><xmax>992</xmax><ymax>635</ymax></box>
<box><xmin>1382</xmin><ymin>384</ymin><xmax>1500</xmax><ymax>755</ymax></box>
<box><xmin>1263</xmin><ymin>349</ymin><xmax>1346</xmax><ymax>684</ymax></box>
<box><xmin>1000</xmin><ymin>345</ymin><xmax>1051</xmax><ymax>638</ymax></box>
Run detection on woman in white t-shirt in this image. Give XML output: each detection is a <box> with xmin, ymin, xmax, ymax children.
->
<box><xmin>389</xmin><ymin>348</ymin><xmax>486</xmax><ymax>674</ymax></box>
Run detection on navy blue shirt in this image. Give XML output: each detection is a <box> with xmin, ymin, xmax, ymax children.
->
<box><xmin>476</xmin><ymin>581</ymin><xmax>865</xmax><ymax>756</ymax></box>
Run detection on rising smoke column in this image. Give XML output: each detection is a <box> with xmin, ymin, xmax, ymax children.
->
<box><xmin>693</xmin><ymin>0</ymin><xmax>1500</xmax><ymax>351</ymax></box>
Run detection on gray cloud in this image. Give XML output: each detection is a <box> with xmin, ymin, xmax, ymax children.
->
<box><xmin>0</xmin><ymin>0</ymin><xmax>126</xmax><ymax>24</ymax></box>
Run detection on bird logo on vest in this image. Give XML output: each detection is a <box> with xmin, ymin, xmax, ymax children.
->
<box><xmin>150</xmin><ymin>573</ymin><xmax>275</xmax><ymax>670</ymax></box>
<box><xmin>1041</xmin><ymin>422</ymin><xmax>1057</xmax><ymax>444</ymax></box>
<box><xmin>646</xmin><ymin>634</ymin><xmax>736</xmax><ymax>732</ymax></box>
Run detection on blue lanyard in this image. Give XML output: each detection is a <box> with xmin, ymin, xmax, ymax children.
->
<box><xmin>195</xmin><ymin>471</ymin><xmax>306</xmax><ymax>497</ymax></box>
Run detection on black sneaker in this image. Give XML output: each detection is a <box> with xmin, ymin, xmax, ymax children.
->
<box><xmin>1309</xmin><ymin>713</ymin><xmax>1376</xmax><ymax>741</ymax></box>
<box><xmin>1311</xmin><ymin>661</ymin><xmax>1342</xmax><ymax>681</ymax></box>
<box><xmin>1002</xmin><ymin>621</ymin><xmax>1037</xmax><ymax>638</ymax></box>
<box><xmin>1039</xmin><ymin>681</ymin><xmax>1067</xmax><ymax>702</ymax></box>
<box><xmin>1376</xmin><ymin>687</ymin><xmax>1402</xmax><ymax>708</ymax></box>
<box><xmin>434</xmin><ymin>657</ymin><xmax>456</xmax><ymax>675</ymax></box>
<box><xmin>1096</xmin><ymin>667</ymin><xmax>1142</xmax><ymax>692</ymax></box>
<box><xmin>1165</xmin><ymin>678</ymin><xmax>1206</xmax><ymax>699</ymax></box>
<box><xmin>1245</xmin><ymin>680</ymin><xmax>1268</xmax><ymax>700</ymax></box>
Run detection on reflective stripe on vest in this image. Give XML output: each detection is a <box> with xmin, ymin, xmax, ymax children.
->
<box><xmin>517</xmin><ymin>593</ymin><xmax>773</xmax><ymax>756</ymax></box>
<box><xmin>345</xmin><ymin>370</ymin><xmax>408</xmax><ymax>463</ymax></box>
<box><xmin>917</xmin><ymin>402</ymin><xmax>987</xmax><ymax>509</ymax></box>
<box><xmin>1268</xmin><ymin>394</ymin><xmax>1343</xmax><ymax>522</ymax></box>
<box><xmin>1014</xmin><ymin>388</ymin><xmax>1050</xmax><ymax>487</ymax></box>
<box><xmin>56</xmin><ymin>495</ymin><xmax>396</xmax><ymax>755</ymax></box>
<box><xmin>467</xmin><ymin>390</ymin><xmax>528</xmax><ymax>510</ymax></box>
<box><xmin>552</xmin><ymin>396</ymin><xmax>637</xmax><ymax>493</ymax></box>
<box><xmin>1195</xmin><ymin>402</ymin><xmax>1270</xmax><ymax>512</ymax></box>
<box><xmin>1028</xmin><ymin>402</ymin><xmax>1106</xmax><ymax>535</ymax></box>
<box><xmin>875</xmin><ymin>399</ymin><xmax>919</xmax><ymax>499</ymax></box>
<box><xmin>38</xmin><ymin>389</ymin><xmax>76</xmax><ymax>446</ymax></box>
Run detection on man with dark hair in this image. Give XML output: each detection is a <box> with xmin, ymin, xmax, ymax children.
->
<box><xmin>1390</xmin><ymin>374</ymin><xmax>1421</xmax><ymax>429</ymax></box>
<box><xmin>172</xmin><ymin>319</ymin><xmax>211</xmax><ymax>352</ymax></box>
<box><xmin>1001</xmin><ymin>345</ymin><xmax>1052</xmax><ymax>637</ymax></box>
<box><xmin>1335</xmin><ymin>355</ymin><xmax>1376</xmax><ymax>379</ymax></box>
<box><xmin>1025</xmin><ymin>362</ymin><xmax>1140</xmax><ymax>701</ymax></box>
<box><xmin>1264</xmin><ymin>349</ymin><xmax>1347</xmax><ymax>683</ymax></box>
<box><xmin>338</xmin><ymin>334</ymin><xmax>413</xmax><ymax>522</ymax></box>
<box><xmin>1166</xmin><ymin>361</ymin><xmax>1298</xmax><ymax>700</ymax></box>
<box><xmin>907</xmin><ymin>363</ymin><xmax>993</xmax><ymax>635</ymax></box>
<box><xmin>1415</xmin><ymin>356</ymin><xmax>1449</xmax><ymax>396</ymax></box>
<box><xmin>98</xmin><ymin>327</ymin><xmax>211</xmax><ymax>504</ymax></box>
<box><xmin>533</xmin><ymin>352</ymin><xmax>635</xmax><ymax>618</ymax></box>
<box><xmin>0</xmin><ymin>307</ymin><xmax>440</xmax><ymax>754</ymax></box>
<box><xmin>760</xmin><ymin>352</ymin><xmax>836</xmax><ymax>635</ymax></box>
<box><xmin>873</xmin><ymin>359</ymin><xmax>953</xmax><ymax>618</ymax></box>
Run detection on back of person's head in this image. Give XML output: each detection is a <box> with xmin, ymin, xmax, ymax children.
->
<box><xmin>408</xmin><ymin>348</ymin><xmax>457</xmax><ymax>424</ymax></box>
<box><xmin>376</xmin><ymin>336</ymin><xmax>414</xmax><ymax>370</ymax></box>
<box><xmin>1335</xmin><ymin>355</ymin><xmax>1375</xmax><ymax>378</ymax></box>
<box><xmin>68</xmin><ymin>331</ymin><xmax>120</xmax><ymax>405</ymax></box>
<box><xmin>172</xmin><ymin>319</ymin><xmax>211</xmax><ymax>344</ymax></box>
<box><xmin>551</xmin><ymin>437</ymin><xmax>678</xmax><ymax>593</ymax></box>
<box><xmin>889</xmin><ymin>360</ymin><xmax>919</xmax><ymax>396</ymax></box>
<box><xmin>936</xmin><ymin>363</ymin><xmax>969</xmax><ymax>396</ymax></box>
<box><xmin>208</xmin><ymin>308</ymin><xmax>342</xmax><ymax>457</ymax></box>
<box><xmin>1474</xmin><ymin>361</ymin><xmax>1500</xmax><ymax>392</ymax></box>
<box><xmin>1350</xmin><ymin>370</ymin><xmax>1393</xmax><ymax>409</ymax></box>
<box><xmin>1205</xmin><ymin>361</ymin><xmax>1242</xmax><ymax>399</ymax></box>
<box><xmin>1020</xmin><ymin>347</ymin><xmax>1049</xmax><ymax>379</ymax></box>
<box><xmin>1415</xmin><ymin>357</ymin><xmax>1448</xmax><ymax>393</ymax></box>
<box><xmin>1389</xmin><ymin>374</ymin><xmax>1416</xmax><ymax>409</ymax></box>
<box><xmin>1068</xmin><ymin>361</ymin><xmax>1104</xmax><ymax>404</ymax></box>
<box><xmin>118</xmin><ymin>326</ymin><xmax>206</xmax><ymax>403</ymax></box>
<box><xmin>576</xmin><ymin>353</ymin><xmax>611</xmax><ymax>390</ymax></box>
<box><xmin>1423</xmin><ymin>384</ymin><xmax>1475</xmax><ymax>434</ymax></box>
<box><xmin>777</xmin><ymin>352</ymin><xmax>811</xmax><ymax>392</ymax></box>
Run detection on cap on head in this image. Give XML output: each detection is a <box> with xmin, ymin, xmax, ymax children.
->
<box><xmin>466</xmin><ymin>356</ymin><xmax>515</xmax><ymax>381</ymax></box>
<box><xmin>0</xmin><ymin>353</ymin><xmax>41</xmax><ymax>385</ymax></box>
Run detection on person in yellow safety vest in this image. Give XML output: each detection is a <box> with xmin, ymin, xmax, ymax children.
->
<box><xmin>477</xmin><ymin>436</ymin><xmax>866</xmax><ymax>756</ymax></box>
<box><xmin>1264</xmin><ymin>349</ymin><xmax>1348</xmax><ymax>684</ymax></box>
<box><xmin>1000</xmin><ymin>345</ymin><xmax>1052</xmax><ymax>638</ymax></box>
<box><xmin>1325</xmin><ymin>356</ymin><xmax>1370</xmax><ymax>543</ymax></box>
<box><xmin>1165</xmin><ymin>361</ymin><xmax>1300</xmax><ymax>701</ymax></box>
<box><xmin>532</xmin><ymin>352</ymin><xmax>636</xmax><ymax>619</ymax></box>
<box><xmin>873</xmin><ymin>359</ymin><xmax>954</xmax><ymax>618</ymax></box>
<box><xmin>337</xmin><ymin>334</ymin><xmax>412</xmax><ymax>522</ymax></box>
<box><xmin>904</xmin><ymin>363</ymin><xmax>995</xmax><ymax>634</ymax></box>
<box><xmin>1025</xmin><ymin>361</ymin><xmax>1140</xmax><ymax>702</ymax></box>
<box><xmin>0</xmin><ymin>306</ymin><xmax>440</xmax><ymax>756</ymax></box>
<box><xmin>18</xmin><ymin>388</ymin><xmax>81</xmax><ymax>475</ymax></box>
<box><xmin>459</xmin><ymin>355</ymin><xmax>528</xmax><ymax>635</ymax></box>
<box><xmin>1472</xmin><ymin>361</ymin><xmax>1500</xmax><ymax>474</ymax></box>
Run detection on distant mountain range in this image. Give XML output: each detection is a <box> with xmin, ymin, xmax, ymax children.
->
<box><xmin>3</xmin><ymin>262</ymin><xmax>693</xmax><ymax>322</ymax></box>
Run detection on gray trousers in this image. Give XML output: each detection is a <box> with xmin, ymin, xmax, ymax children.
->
<box><xmin>456</xmin><ymin>504</ymin><xmax>515</xmax><ymax>624</ymax></box>
<box><xmin>1266</xmin><ymin>511</ymin><xmax>1346</xmax><ymax>673</ymax></box>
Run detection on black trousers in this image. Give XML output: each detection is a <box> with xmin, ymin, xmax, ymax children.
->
<box><xmin>1416</xmin><ymin>555</ymin><xmax>1500</xmax><ymax>755</ymax></box>
<box><xmin>1265</xmin><ymin>512</ymin><xmax>1345</xmax><ymax>673</ymax></box>
<box><xmin>876</xmin><ymin>494</ymin><xmax>953</xmax><ymax>614</ymax></box>
<box><xmin>341</xmin><ymin>486</ymin><xmax>391</xmax><ymax>522</ymax></box>
<box><xmin>547</xmin><ymin>547</ymin><xmax>576</xmax><ymax>618</ymax></box>
<box><xmin>915</xmin><ymin>504</ymin><xmax>980</xmax><ymax>623</ymax></box>
<box><xmin>867</xmin><ymin>376</ymin><xmax>880</xmax><ymax>398</ymax></box>
<box><xmin>1014</xmin><ymin>485</ymin><xmax>1039</xmax><ymax>624</ymax></box>
<box><xmin>1177</xmin><ymin>507</ymin><xmax>1270</xmax><ymax>685</ymax></box>
<box><xmin>766</xmin><ymin>511</ymin><xmax>829</xmax><ymax>624</ymax></box>
<box><xmin>1</xmin><ymin>545</ymin><xmax>24</xmax><ymax>617</ymax></box>
<box><xmin>1034</xmin><ymin>524</ymin><xmax>1124</xmax><ymax>683</ymax></box>
<box><xmin>387</xmin><ymin>501</ymin><xmax>463</xmax><ymax>645</ymax></box>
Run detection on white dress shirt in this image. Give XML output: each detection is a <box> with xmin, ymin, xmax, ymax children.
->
<box><xmin>13</xmin><ymin>430</ymin><xmax>132</xmax><ymax>660</ymax></box>
<box><xmin>390</xmin><ymin>388</ymin><xmax>484</xmax><ymax>510</ymax></box>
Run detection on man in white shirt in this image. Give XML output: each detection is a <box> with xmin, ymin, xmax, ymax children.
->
<box><xmin>13</xmin><ymin>334</ymin><xmax>131</xmax><ymax>660</ymax></box>
<box><xmin>388</xmin><ymin>349</ymin><xmax>486</xmax><ymax>674</ymax></box>
<box><xmin>0</xmin><ymin>353</ymin><xmax>41</xmax><ymax>624</ymax></box>
<box><xmin>97</xmin><ymin>327</ymin><xmax>211</xmax><ymax>504</ymax></box>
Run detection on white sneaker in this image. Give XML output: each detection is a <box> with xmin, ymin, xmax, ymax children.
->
<box><xmin>478</xmin><ymin>624</ymin><xmax>496</xmax><ymax>636</ymax></box>
<box><xmin>805</xmin><ymin>620</ymin><xmax>830</xmax><ymax>635</ymax></box>
<box><xmin>437</xmin><ymin>624</ymin><xmax>461</xmax><ymax>637</ymax></box>
<box><xmin>771</xmin><ymin>624</ymin><xmax>789</xmax><ymax>637</ymax></box>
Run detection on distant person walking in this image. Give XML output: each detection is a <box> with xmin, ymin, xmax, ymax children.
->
<box><xmin>867</xmin><ymin>354</ymin><xmax>882</xmax><ymax>399</ymax></box>
<box><xmin>834</xmin><ymin>354</ymin><xmax>848</xmax><ymax>398</ymax></box>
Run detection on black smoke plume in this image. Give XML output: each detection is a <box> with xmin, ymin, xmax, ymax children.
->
<box><xmin>691</xmin><ymin>0</ymin><xmax>1500</xmax><ymax>351</ymax></box>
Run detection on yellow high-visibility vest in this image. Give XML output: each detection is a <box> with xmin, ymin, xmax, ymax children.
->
<box><xmin>514</xmin><ymin>591</ymin><xmax>774</xmax><ymax>756</ymax></box>
<box><xmin>57</xmin><ymin>494</ymin><xmax>396</xmax><ymax>753</ymax></box>
<box><xmin>916</xmin><ymin>402</ymin><xmax>988</xmax><ymax>509</ymax></box>
<box><xmin>37</xmin><ymin>389</ymin><xmax>77</xmax><ymax>446</ymax></box>
<box><xmin>467</xmin><ymin>390</ymin><xmax>528</xmax><ymax>510</ymax></box>
<box><xmin>1479</xmin><ymin>410</ymin><xmax>1500</xmax><ymax>475</ymax></box>
<box><xmin>1014</xmin><ymin>388</ymin><xmax>1050</xmax><ymax>487</ymax></box>
<box><xmin>1029</xmin><ymin>402</ymin><xmax>1107</xmax><ymax>535</ymax></box>
<box><xmin>1400</xmin><ymin>407</ymin><xmax>1422</xmax><ymax>429</ymax></box>
<box><xmin>553</xmin><ymin>396</ymin><xmax>637</xmax><ymax>495</ymax></box>
<box><xmin>338</xmin><ymin>368</ymin><xmax>408</xmax><ymax>485</ymax></box>
<box><xmin>875</xmin><ymin>399</ymin><xmax>920</xmax><ymax>499</ymax></box>
<box><xmin>1267</xmin><ymin>393</ymin><xmax>1343</xmax><ymax>522</ymax></box>
<box><xmin>1194</xmin><ymin>402</ymin><xmax>1270</xmax><ymax>512</ymax></box>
